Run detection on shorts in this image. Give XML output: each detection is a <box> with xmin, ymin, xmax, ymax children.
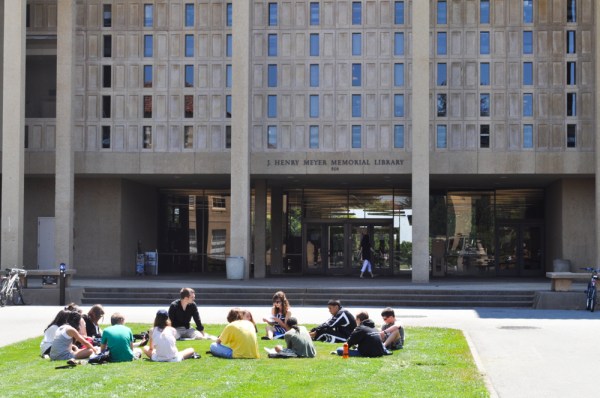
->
<box><xmin>151</xmin><ymin>352</ymin><xmax>184</xmax><ymax>362</ymax></box>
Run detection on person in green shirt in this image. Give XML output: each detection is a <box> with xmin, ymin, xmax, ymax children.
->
<box><xmin>100</xmin><ymin>313</ymin><xmax>140</xmax><ymax>362</ymax></box>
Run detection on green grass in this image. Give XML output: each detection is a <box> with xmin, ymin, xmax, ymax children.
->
<box><xmin>0</xmin><ymin>325</ymin><xmax>488</xmax><ymax>398</ymax></box>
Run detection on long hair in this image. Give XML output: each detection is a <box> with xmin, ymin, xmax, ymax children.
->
<box><xmin>87</xmin><ymin>304</ymin><xmax>105</xmax><ymax>323</ymax></box>
<box><xmin>44</xmin><ymin>309</ymin><xmax>70</xmax><ymax>332</ymax></box>
<box><xmin>242</xmin><ymin>310</ymin><xmax>258</xmax><ymax>332</ymax></box>
<box><xmin>66</xmin><ymin>311</ymin><xmax>82</xmax><ymax>330</ymax></box>
<box><xmin>272</xmin><ymin>291</ymin><xmax>290</xmax><ymax>317</ymax></box>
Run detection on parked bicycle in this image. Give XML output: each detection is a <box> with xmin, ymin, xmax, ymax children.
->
<box><xmin>581</xmin><ymin>267</ymin><xmax>600</xmax><ymax>312</ymax></box>
<box><xmin>0</xmin><ymin>268</ymin><xmax>27</xmax><ymax>307</ymax></box>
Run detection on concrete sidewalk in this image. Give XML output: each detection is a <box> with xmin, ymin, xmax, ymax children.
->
<box><xmin>1</xmin><ymin>304</ymin><xmax>599</xmax><ymax>397</ymax></box>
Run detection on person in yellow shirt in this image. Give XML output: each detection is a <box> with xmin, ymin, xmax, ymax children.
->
<box><xmin>209</xmin><ymin>308</ymin><xmax>260</xmax><ymax>359</ymax></box>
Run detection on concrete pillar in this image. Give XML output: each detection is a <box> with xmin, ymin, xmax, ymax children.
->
<box><xmin>270</xmin><ymin>187</ymin><xmax>283</xmax><ymax>274</ymax></box>
<box><xmin>254</xmin><ymin>180</ymin><xmax>267</xmax><ymax>278</ymax></box>
<box><xmin>1</xmin><ymin>1</ymin><xmax>26</xmax><ymax>267</ymax></box>
<box><xmin>231</xmin><ymin>1</ymin><xmax>252</xmax><ymax>278</ymax></box>
<box><xmin>55</xmin><ymin>0</ymin><xmax>76</xmax><ymax>269</ymax></box>
<box><xmin>595</xmin><ymin>2</ymin><xmax>600</xmax><ymax>266</ymax></box>
<box><xmin>411</xmin><ymin>0</ymin><xmax>430</xmax><ymax>283</ymax></box>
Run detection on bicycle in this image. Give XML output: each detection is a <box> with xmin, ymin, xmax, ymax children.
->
<box><xmin>581</xmin><ymin>267</ymin><xmax>600</xmax><ymax>312</ymax></box>
<box><xmin>0</xmin><ymin>268</ymin><xmax>27</xmax><ymax>307</ymax></box>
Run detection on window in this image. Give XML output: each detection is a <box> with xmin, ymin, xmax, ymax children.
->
<box><xmin>567</xmin><ymin>31</ymin><xmax>576</xmax><ymax>54</ymax></box>
<box><xmin>523</xmin><ymin>125</ymin><xmax>533</xmax><ymax>148</ymax></box>
<box><xmin>480</xmin><ymin>62</ymin><xmax>490</xmax><ymax>85</ymax></box>
<box><xmin>102</xmin><ymin>65</ymin><xmax>111</xmax><ymax>88</ymax></box>
<box><xmin>394</xmin><ymin>32</ymin><xmax>404</xmax><ymax>55</ymax></box>
<box><xmin>144</xmin><ymin>35</ymin><xmax>153</xmax><ymax>57</ymax></box>
<box><xmin>437</xmin><ymin>1</ymin><xmax>447</xmax><ymax>24</ymax></box>
<box><xmin>310</xmin><ymin>2</ymin><xmax>320</xmax><ymax>25</ymax></box>
<box><xmin>310</xmin><ymin>64</ymin><xmax>319</xmax><ymax>87</ymax></box>
<box><xmin>268</xmin><ymin>34</ymin><xmax>277</xmax><ymax>56</ymax></box>
<box><xmin>309</xmin><ymin>126</ymin><xmax>319</xmax><ymax>149</ymax></box>
<box><xmin>480</xmin><ymin>0</ymin><xmax>490</xmax><ymax>24</ymax></box>
<box><xmin>437</xmin><ymin>94</ymin><xmax>447</xmax><ymax>117</ymax></box>
<box><xmin>437</xmin><ymin>32</ymin><xmax>447</xmax><ymax>55</ymax></box>
<box><xmin>226</xmin><ymin>64</ymin><xmax>232</xmax><ymax>88</ymax></box>
<box><xmin>352</xmin><ymin>63</ymin><xmax>361</xmax><ymax>87</ymax></box>
<box><xmin>394</xmin><ymin>125</ymin><xmax>404</xmax><ymax>148</ymax></box>
<box><xmin>185</xmin><ymin>65</ymin><xmax>193</xmax><ymax>87</ymax></box>
<box><xmin>26</xmin><ymin>4</ymin><xmax>30</xmax><ymax>28</ymax></box>
<box><xmin>437</xmin><ymin>63</ymin><xmax>447</xmax><ymax>86</ymax></box>
<box><xmin>480</xmin><ymin>31</ymin><xmax>490</xmax><ymax>54</ymax></box>
<box><xmin>143</xmin><ymin>126</ymin><xmax>152</xmax><ymax>149</ymax></box>
<box><xmin>480</xmin><ymin>125</ymin><xmax>490</xmax><ymax>148</ymax></box>
<box><xmin>352</xmin><ymin>125</ymin><xmax>361</xmax><ymax>148</ymax></box>
<box><xmin>103</xmin><ymin>4</ymin><xmax>112</xmax><ymax>27</ymax></box>
<box><xmin>480</xmin><ymin>94</ymin><xmax>490</xmax><ymax>117</ymax></box>
<box><xmin>567</xmin><ymin>0</ymin><xmax>576</xmax><ymax>22</ymax></box>
<box><xmin>352</xmin><ymin>2</ymin><xmax>362</xmax><ymax>25</ymax></box>
<box><xmin>103</xmin><ymin>35</ymin><xmax>112</xmax><ymax>57</ymax></box>
<box><xmin>523</xmin><ymin>93</ymin><xmax>533</xmax><ymax>117</ymax></box>
<box><xmin>143</xmin><ymin>65</ymin><xmax>153</xmax><ymax>87</ymax></box>
<box><xmin>225</xmin><ymin>126</ymin><xmax>231</xmax><ymax>148</ymax></box>
<box><xmin>102</xmin><ymin>126</ymin><xmax>111</xmax><ymax>149</ymax></box>
<box><xmin>436</xmin><ymin>125</ymin><xmax>447</xmax><ymax>148</ymax></box>
<box><xmin>185</xmin><ymin>4</ymin><xmax>194</xmax><ymax>27</ymax></box>
<box><xmin>143</xmin><ymin>95</ymin><xmax>152</xmax><ymax>118</ymax></box>
<box><xmin>352</xmin><ymin>94</ymin><xmax>361</xmax><ymax>117</ymax></box>
<box><xmin>267</xmin><ymin>126</ymin><xmax>277</xmax><ymax>149</ymax></box>
<box><xmin>144</xmin><ymin>4</ymin><xmax>153</xmax><ymax>27</ymax></box>
<box><xmin>394</xmin><ymin>94</ymin><xmax>404</xmax><ymax>117</ymax></box>
<box><xmin>352</xmin><ymin>33</ymin><xmax>361</xmax><ymax>56</ymax></box>
<box><xmin>394</xmin><ymin>63</ymin><xmax>404</xmax><ymax>86</ymax></box>
<box><xmin>212</xmin><ymin>197</ymin><xmax>227</xmax><ymax>210</ymax></box>
<box><xmin>269</xmin><ymin>3</ymin><xmax>278</xmax><ymax>26</ymax></box>
<box><xmin>185</xmin><ymin>35</ymin><xmax>194</xmax><ymax>57</ymax></box>
<box><xmin>310</xmin><ymin>34</ymin><xmax>319</xmax><ymax>56</ymax></box>
<box><xmin>567</xmin><ymin>62</ymin><xmax>576</xmax><ymax>85</ymax></box>
<box><xmin>226</xmin><ymin>95</ymin><xmax>232</xmax><ymax>118</ymax></box>
<box><xmin>267</xmin><ymin>95</ymin><xmax>277</xmax><ymax>118</ymax></box>
<box><xmin>226</xmin><ymin>3</ymin><xmax>233</xmax><ymax>26</ymax></box>
<box><xmin>567</xmin><ymin>93</ymin><xmax>576</xmax><ymax>116</ymax></box>
<box><xmin>523</xmin><ymin>31</ymin><xmax>533</xmax><ymax>54</ymax></box>
<box><xmin>102</xmin><ymin>95</ymin><xmax>111</xmax><ymax>118</ymax></box>
<box><xmin>226</xmin><ymin>34</ymin><xmax>232</xmax><ymax>57</ymax></box>
<box><xmin>184</xmin><ymin>95</ymin><xmax>193</xmax><ymax>118</ymax></box>
<box><xmin>395</xmin><ymin>1</ymin><xmax>405</xmax><ymax>25</ymax></box>
<box><xmin>268</xmin><ymin>64</ymin><xmax>277</xmax><ymax>87</ymax></box>
<box><xmin>567</xmin><ymin>124</ymin><xmax>576</xmax><ymax>147</ymax></box>
<box><xmin>184</xmin><ymin>126</ymin><xmax>194</xmax><ymax>149</ymax></box>
<box><xmin>309</xmin><ymin>95</ymin><xmax>319</xmax><ymax>118</ymax></box>
<box><xmin>523</xmin><ymin>0</ymin><xmax>533</xmax><ymax>23</ymax></box>
<box><xmin>523</xmin><ymin>62</ymin><xmax>533</xmax><ymax>85</ymax></box>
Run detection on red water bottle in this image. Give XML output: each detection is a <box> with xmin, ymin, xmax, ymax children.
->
<box><xmin>342</xmin><ymin>343</ymin><xmax>349</xmax><ymax>359</ymax></box>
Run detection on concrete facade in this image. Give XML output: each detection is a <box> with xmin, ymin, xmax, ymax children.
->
<box><xmin>0</xmin><ymin>1</ymin><xmax>597</xmax><ymax>281</ymax></box>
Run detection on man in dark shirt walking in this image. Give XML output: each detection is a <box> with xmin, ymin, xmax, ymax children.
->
<box><xmin>168</xmin><ymin>287</ymin><xmax>216</xmax><ymax>340</ymax></box>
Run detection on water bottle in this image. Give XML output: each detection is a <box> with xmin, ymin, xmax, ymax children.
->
<box><xmin>342</xmin><ymin>343</ymin><xmax>349</xmax><ymax>359</ymax></box>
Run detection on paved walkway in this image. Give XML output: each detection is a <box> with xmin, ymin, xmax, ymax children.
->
<box><xmin>1</xmin><ymin>303</ymin><xmax>599</xmax><ymax>398</ymax></box>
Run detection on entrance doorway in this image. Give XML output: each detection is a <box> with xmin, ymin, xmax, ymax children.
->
<box><xmin>496</xmin><ymin>222</ymin><xmax>543</xmax><ymax>276</ymax></box>
<box><xmin>303</xmin><ymin>220</ymin><xmax>393</xmax><ymax>276</ymax></box>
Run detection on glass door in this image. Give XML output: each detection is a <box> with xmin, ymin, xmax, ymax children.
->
<box><xmin>496</xmin><ymin>222</ymin><xmax>543</xmax><ymax>276</ymax></box>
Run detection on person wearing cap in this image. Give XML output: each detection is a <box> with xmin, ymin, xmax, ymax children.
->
<box><xmin>168</xmin><ymin>287</ymin><xmax>216</xmax><ymax>340</ymax></box>
<box><xmin>309</xmin><ymin>300</ymin><xmax>357</xmax><ymax>343</ymax></box>
<box><xmin>143</xmin><ymin>309</ymin><xmax>197</xmax><ymax>362</ymax></box>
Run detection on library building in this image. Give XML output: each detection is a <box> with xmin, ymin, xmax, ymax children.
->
<box><xmin>1</xmin><ymin>1</ymin><xmax>599</xmax><ymax>283</ymax></box>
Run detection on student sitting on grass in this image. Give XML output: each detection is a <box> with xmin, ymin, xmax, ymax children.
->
<box><xmin>83</xmin><ymin>304</ymin><xmax>105</xmax><ymax>339</ymax></box>
<box><xmin>210</xmin><ymin>308</ymin><xmax>260</xmax><ymax>359</ymax></box>
<box><xmin>100</xmin><ymin>313</ymin><xmax>142</xmax><ymax>362</ymax></box>
<box><xmin>267</xmin><ymin>317</ymin><xmax>316</xmax><ymax>358</ymax></box>
<box><xmin>380</xmin><ymin>307</ymin><xmax>404</xmax><ymax>350</ymax></box>
<box><xmin>40</xmin><ymin>309</ymin><xmax>70</xmax><ymax>357</ymax></box>
<box><xmin>261</xmin><ymin>291</ymin><xmax>291</xmax><ymax>340</ymax></box>
<box><xmin>336</xmin><ymin>312</ymin><xmax>388</xmax><ymax>357</ymax></box>
<box><xmin>169</xmin><ymin>287</ymin><xmax>216</xmax><ymax>341</ymax></box>
<box><xmin>309</xmin><ymin>299</ymin><xmax>356</xmax><ymax>343</ymax></box>
<box><xmin>143</xmin><ymin>309</ymin><xmax>197</xmax><ymax>362</ymax></box>
<box><xmin>49</xmin><ymin>311</ymin><xmax>98</xmax><ymax>361</ymax></box>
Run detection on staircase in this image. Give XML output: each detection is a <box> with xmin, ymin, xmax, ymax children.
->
<box><xmin>81</xmin><ymin>287</ymin><xmax>536</xmax><ymax>308</ymax></box>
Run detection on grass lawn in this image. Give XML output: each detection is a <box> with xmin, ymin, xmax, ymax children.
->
<box><xmin>0</xmin><ymin>325</ymin><xmax>488</xmax><ymax>398</ymax></box>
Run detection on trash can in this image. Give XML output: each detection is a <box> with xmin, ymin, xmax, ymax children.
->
<box><xmin>226</xmin><ymin>256</ymin><xmax>245</xmax><ymax>280</ymax></box>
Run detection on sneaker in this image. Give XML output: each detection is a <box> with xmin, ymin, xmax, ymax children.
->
<box><xmin>191</xmin><ymin>352</ymin><xmax>201</xmax><ymax>359</ymax></box>
<box><xmin>261</xmin><ymin>336</ymin><xmax>271</xmax><ymax>340</ymax></box>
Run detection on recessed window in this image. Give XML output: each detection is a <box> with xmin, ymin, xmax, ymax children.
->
<box><xmin>437</xmin><ymin>32</ymin><xmax>447</xmax><ymax>55</ymax></box>
<box><xmin>567</xmin><ymin>0</ymin><xmax>576</xmax><ymax>22</ymax></box>
<box><xmin>184</xmin><ymin>126</ymin><xmax>194</xmax><ymax>149</ymax></box>
<box><xmin>523</xmin><ymin>0</ymin><xmax>533</xmax><ymax>23</ymax></box>
<box><xmin>352</xmin><ymin>64</ymin><xmax>361</xmax><ymax>87</ymax></box>
<box><xmin>436</xmin><ymin>125</ymin><xmax>447</xmax><ymax>149</ymax></box>
<box><xmin>102</xmin><ymin>126</ymin><xmax>111</xmax><ymax>149</ymax></box>
<box><xmin>268</xmin><ymin>34</ymin><xmax>277</xmax><ymax>56</ymax></box>
<box><xmin>567</xmin><ymin>62</ymin><xmax>576</xmax><ymax>85</ymax></box>
<box><xmin>480</xmin><ymin>0</ymin><xmax>490</xmax><ymax>24</ymax></box>
<box><xmin>267</xmin><ymin>126</ymin><xmax>277</xmax><ymax>149</ymax></box>
<box><xmin>144</xmin><ymin>4</ymin><xmax>153</xmax><ymax>27</ymax></box>
<box><xmin>523</xmin><ymin>93</ymin><xmax>533</xmax><ymax>117</ymax></box>
<box><xmin>144</xmin><ymin>35</ymin><xmax>153</xmax><ymax>57</ymax></box>
<box><xmin>437</xmin><ymin>94</ymin><xmax>447</xmax><ymax>117</ymax></box>
<box><xmin>184</xmin><ymin>95</ymin><xmax>193</xmax><ymax>118</ymax></box>
<box><xmin>394</xmin><ymin>32</ymin><xmax>404</xmax><ymax>55</ymax></box>
<box><xmin>310</xmin><ymin>3</ymin><xmax>320</xmax><ymax>25</ymax></box>
<box><xmin>143</xmin><ymin>95</ymin><xmax>152</xmax><ymax>118</ymax></box>
<box><xmin>102</xmin><ymin>95</ymin><xmax>111</xmax><ymax>118</ymax></box>
<box><xmin>480</xmin><ymin>94</ymin><xmax>490</xmax><ymax>117</ymax></box>
<box><xmin>567</xmin><ymin>124</ymin><xmax>576</xmax><ymax>147</ymax></box>
<box><xmin>185</xmin><ymin>35</ymin><xmax>194</xmax><ymax>57</ymax></box>
<box><xmin>225</xmin><ymin>126</ymin><xmax>231</xmax><ymax>149</ymax></box>
<box><xmin>103</xmin><ymin>4</ymin><xmax>112</xmax><ymax>27</ymax></box>
<box><xmin>437</xmin><ymin>63</ymin><xmax>447</xmax><ymax>86</ymax></box>
<box><xmin>310</xmin><ymin>34</ymin><xmax>319</xmax><ymax>56</ymax></box>
<box><xmin>523</xmin><ymin>62</ymin><xmax>533</xmax><ymax>85</ymax></box>
<box><xmin>352</xmin><ymin>33</ymin><xmax>362</xmax><ymax>56</ymax></box>
<box><xmin>185</xmin><ymin>4</ymin><xmax>194</xmax><ymax>27</ymax></box>
<box><xmin>394</xmin><ymin>63</ymin><xmax>404</xmax><ymax>86</ymax></box>
<box><xmin>567</xmin><ymin>93</ymin><xmax>577</xmax><ymax>117</ymax></box>
<box><xmin>480</xmin><ymin>62</ymin><xmax>490</xmax><ymax>85</ymax></box>
<box><xmin>352</xmin><ymin>125</ymin><xmax>361</xmax><ymax>148</ymax></box>
<box><xmin>566</xmin><ymin>31</ymin><xmax>576</xmax><ymax>54</ymax></box>
<box><xmin>352</xmin><ymin>94</ymin><xmax>361</xmax><ymax>117</ymax></box>
<box><xmin>310</xmin><ymin>64</ymin><xmax>319</xmax><ymax>87</ymax></box>
<box><xmin>268</xmin><ymin>3</ymin><xmax>278</xmax><ymax>26</ymax></box>
<box><xmin>395</xmin><ymin>1</ymin><xmax>405</xmax><ymax>25</ymax></box>
<box><xmin>523</xmin><ymin>31</ymin><xmax>533</xmax><ymax>54</ymax></box>
<box><xmin>226</xmin><ymin>95</ymin><xmax>232</xmax><ymax>118</ymax></box>
<box><xmin>226</xmin><ymin>34</ymin><xmax>232</xmax><ymax>57</ymax></box>
<box><xmin>143</xmin><ymin>65</ymin><xmax>153</xmax><ymax>88</ymax></box>
<box><xmin>480</xmin><ymin>124</ymin><xmax>490</xmax><ymax>148</ymax></box>
<box><xmin>523</xmin><ymin>125</ymin><xmax>533</xmax><ymax>148</ymax></box>
<box><xmin>480</xmin><ymin>32</ymin><xmax>490</xmax><ymax>54</ymax></box>
<box><xmin>184</xmin><ymin>65</ymin><xmax>194</xmax><ymax>88</ymax></box>
<box><xmin>309</xmin><ymin>95</ymin><xmax>319</xmax><ymax>118</ymax></box>
<box><xmin>394</xmin><ymin>94</ymin><xmax>404</xmax><ymax>117</ymax></box>
<box><xmin>226</xmin><ymin>3</ymin><xmax>232</xmax><ymax>26</ymax></box>
<box><xmin>309</xmin><ymin>126</ymin><xmax>319</xmax><ymax>149</ymax></box>
<box><xmin>103</xmin><ymin>35</ymin><xmax>112</xmax><ymax>57</ymax></box>
<box><xmin>394</xmin><ymin>125</ymin><xmax>405</xmax><ymax>148</ymax></box>
<box><xmin>267</xmin><ymin>95</ymin><xmax>277</xmax><ymax>118</ymax></box>
<box><xmin>268</xmin><ymin>64</ymin><xmax>277</xmax><ymax>87</ymax></box>
<box><xmin>352</xmin><ymin>2</ymin><xmax>362</xmax><ymax>25</ymax></box>
<box><xmin>437</xmin><ymin>1</ymin><xmax>447</xmax><ymax>24</ymax></box>
<box><xmin>143</xmin><ymin>126</ymin><xmax>152</xmax><ymax>149</ymax></box>
<box><xmin>102</xmin><ymin>65</ymin><xmax>111</xmax><ymax>88</ymax></box>
<box><xmin>226</xmin><ymin>64</ymin><xmax>232</xmax><ymax>88</ymax></box>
